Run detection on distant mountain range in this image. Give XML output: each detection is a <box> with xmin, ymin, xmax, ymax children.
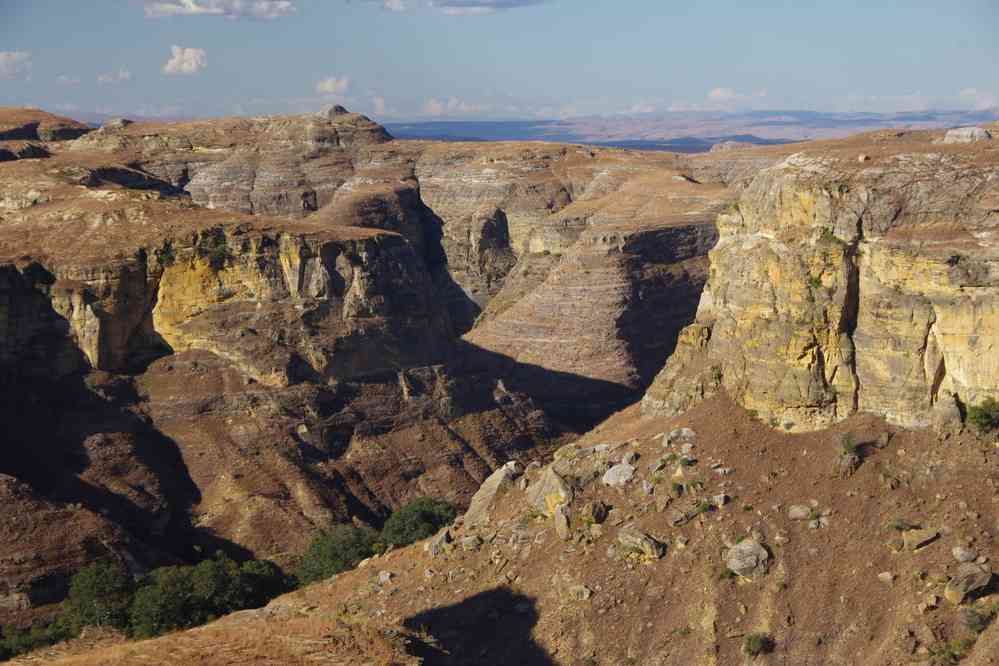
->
<box><xmin>386</xmin><ymin>109</ymin><xmax>999</xmax><ymax>152</ymax></box>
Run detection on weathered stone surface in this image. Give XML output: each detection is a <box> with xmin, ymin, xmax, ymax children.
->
<box><xmin>525</xmin><ymin>467</ymin><xmax>573</xmax><ymax>518</ymax></box>
<box><xmin>464</xmin><ymin>461</ymin><xmax>523</xmax><ymax>528</ymax></box>
<box><xmin>602</xmin><ymin>463</ymin><xmax>636</xmax><ymax>487</ymax></box>
<box><xmin>616</xmin><ymin>526</ymin><xmax>666</xmax><ymax>560</ymax></box>
<box><xmin>942</xmin><ymin>127</ymin><xmax>992</xmax><ymax>144</ymax></box>
<box><xmin>902</xmin><ymin>528</ymin><xmax>939</xmax><ymax>551</ymax></box>
<box><xmin>645</xmin><ymin>143</ymin><xmax>999</xmax><ymax>431</ymax></box>
<box><xmin>725</xmin><ymin>539</ymin><xmax>770</xmax><ymax>578</ymax></box>
<box><xmin>944</xmin><ymin>563</ymin><xmax>993</xmax><ymax>604</ymax></box>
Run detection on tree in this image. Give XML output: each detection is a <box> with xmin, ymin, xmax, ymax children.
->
<box><xmin>295</xmin><ymin>525</ymin><xmax>378</xmax><ymax>585</ymax></box>
<box><xmin>381</xmin><ymin>497</ymin><xmax>457</xmax><ymax>548</ymax></box>
<box><xmin>128</xmin><ymin>566</ymin><xmax>197</xmax><ymax>638</ymax></box>
<box><xmin>65</xmin><ymin>561</ymin><xmax>133</xmax><ymax>630</ymax></box>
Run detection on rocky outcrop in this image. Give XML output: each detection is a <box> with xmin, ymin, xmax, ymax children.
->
<box><xmin>69</xmin><ymin>110</ymin><xmax>390</xmax><ymax>218</ymax></box>
<box><xmin>645</xmin><ymin>136</ymin><xmax>999</xmax><ymax>430</ymax></box>
<box><xmin>0</xmin><ymin>107</ymin><xmax>91</xmax><ymax>142</ymax></box>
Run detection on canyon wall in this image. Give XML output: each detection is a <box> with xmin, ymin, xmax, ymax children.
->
<box><xmin>645</xmin><ymin>131</ymin><xmax>999</xmax><ymax>430</ymax></box>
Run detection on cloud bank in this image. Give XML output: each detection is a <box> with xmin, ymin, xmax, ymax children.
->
<box><xmin>163</xmin><ymin>46</ymin><xmax>208</xmax><ymax>75</ymax></box>
<box><xmin>144</xmin><ymin>0</ymin><xmax>296</xmax><ymax>20</ymax></box>
<box><xmin>0</xmin><ymin>51</ymin><xmax>31</xmax><ymax>80</ymax></box>
<box><xmin>315</xmin><ymin>76</ymin><xmax>350</xmax><ymax>95</ymax></box>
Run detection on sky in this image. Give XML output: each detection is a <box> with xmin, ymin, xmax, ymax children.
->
<box><xmin>1</xmin><ymin>0</ymin><xmax>998</xmax><ymax>121</ymax></box>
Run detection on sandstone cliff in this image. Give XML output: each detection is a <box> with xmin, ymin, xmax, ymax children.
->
<box><xmin>645</xmin><ymin>129</ymin><xmax>999</xmax><ymax>431</ymax></box>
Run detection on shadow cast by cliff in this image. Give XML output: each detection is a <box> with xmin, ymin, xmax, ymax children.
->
<box><xmin>403</xmin><ymin>587</ymin><xmax>555</xmax><ymax>665</ymax></box>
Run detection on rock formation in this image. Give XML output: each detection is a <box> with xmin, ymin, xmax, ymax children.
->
<box><xmin>645</xmin><ymin>130</ymin><xmax>999</xmax><ymax>430</ymax></box>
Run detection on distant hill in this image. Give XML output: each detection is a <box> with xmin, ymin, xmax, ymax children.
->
<box><xmin>387</xmin><ymin>108</ymin><xmax>999</xmax><ymax>152</ymax></box>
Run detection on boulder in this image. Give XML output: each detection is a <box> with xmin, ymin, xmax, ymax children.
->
<box><xmin>525</xmin><ymin>467</ymin><xmax>573</xmax><ymax>518</ymax></box>
<box><xmin>464</xmin><ymin>461</ymin><xmax>522</xmax><ymax>527</ymax></box>
<box><xmin>942</xmin><ymin>127</ymin><xmax>992</xmax><ymax>144</ymax></box>
<box><xmin>602</xmin><ymin>463</ymin><xmax>636</xmax><ymax>488</ymax></box>
<box><xmin>952</xmin><ymin>546</ymin><xmax>978</xmax><ymax>563</ymax></box>
<box><xmin>725</xmin><ymin>539</ymin><xmax>770</xmax><ymax>579</ymax></box>
<box><xmin>944</xmin><ymin>563</ymin><xmax>992</xmax><ymax>605</ymax></box>
<box><xmin>788</xmin><ymin>505</ymin><xmax>812</xmax><ymax>520</ymax></box>
<box><xmin>580</xmin><ymin>500</ymin><xmax>610</xmax><ymax>525</ymax></box>
<box><xmin>554</xmin><ymin>504</ymin><xmax>571</xmax><ymax>540</ymax></box>
<box><xmin>617</xmin><ymin>527</ymin><xmax>666</xmax><ymax>560</ymax></box>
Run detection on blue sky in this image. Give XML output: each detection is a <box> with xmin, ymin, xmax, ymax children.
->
<box><xmin>1</xmin><ymin>0</ymin><xmax>998</xmax><ymax>120</ymax></box>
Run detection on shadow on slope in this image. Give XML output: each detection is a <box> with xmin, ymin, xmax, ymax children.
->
<box><xmin>403</xmin><ymin>587</ymin><xmax>555</xmax><ymax>665</ymax></box>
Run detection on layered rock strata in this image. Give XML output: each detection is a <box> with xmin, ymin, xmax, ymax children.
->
<box><xmin>645</xmin><ymin>130</ymin><xmax>999</xmax><ymax>430</ymax></box>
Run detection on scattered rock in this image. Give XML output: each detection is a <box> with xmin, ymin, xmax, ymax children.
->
<box><xmin>725</xmin><ymin>539</ymin><xmax>770</xmax><ymax>579</ymax></box>
<box><xmin>602</xmin><ymin>463</ymin><xmax>636</xmax><ymax>488</ymax></box>
<box><xmin>944</xmin><ymin>563</ymin><xmax>992</xmax><ymax>605</ymax></box>
<box><xmin>877</xmin><ymin>571</ymin><xmax>895</xmax><ymax>586</ymax></box>
<box><xmin>902</xmin><ymin>528</ymin><xmax>939</xmax><ymax>551</ymax></box>
<box><xmin>554</xmin><ymin>504</ymin><xmax>571</xmax><ymax>541</ymax></box>
<box><xmin>834</xmin><ymin>451</ymin><xmax>862</xmax><ymax>478</ymax></box>
<box><xmin>952</xmin><ymin>546</ymin><xmax>978</xmax><ymax>563</ymax></box>
<box><xmin>858</xmin><ymin>154</ymin><xmax>870</xmax><ymax>162</ymax></box>
<box><xmin>568</xmin><ymin>584</ymin><xmax>593</xmax><ymax>601</ymax></box>
<box><xmin>622</xmin><ymin>451</ymin><xmax>640</xmax><ymax>466</ymax></box>
<box><xmin>581</xmin><ymin>500</ymin><xmax>610</xmax><ymax>525</ymax></box>
<box><xmin>788</xmin><ymin>505</ymin><xmax>812</xmax><ymax>520</ymax></box>
<box><xmin>711</xmin><ymin>493</ymin><xmax>729</xmax><ymax>508</ymax></box>
<box><xmin>526</xmin><ymin>467</ymin><xmax>573</xmax><ymax>517</ymax></box>
<box><xmin>665</xmin><ymin>428</ymin><xmax>696</xmax><ymax>447</ymax></box>
<box><xmin>424</xmin><ymin>528</ymin><xmax>452</xmax><ymax>559</ymax></box>
<box><xmin>461</xmin><ymin>535</ymin><xmax>483</xmax><ymax>552</ymax></box>
<box><xmin>617</xmin><ymin>527</ymin><xmax>666</xmax><ymax>560</ymax></box>
<box><xmin>464</xmin><ymin>461</ymin><xmax>522</xmax><ymax>527</ymax></box>
<box><xmin>378</xmin><ymin>570</ymin><xmax>394</xmax><ymax>584</ymax></box>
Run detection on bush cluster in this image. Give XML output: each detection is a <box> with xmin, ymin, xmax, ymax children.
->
<box><xmin>967</xmin><ymin>397</ymin><xmax>999</xmax><ymax>433</ymax></box>
<box><xmin>2</xmin><ymin>497</ymin><xmax>456</xmax><ymax>659</ymax></box>
<box><xmin>296</xmin><ymin>497</ymin><xmax>457</xmax><ymax>584</ymax></box>
<box><xmin>0</xmin><ymin>555</ymin><xmax>290</xmax><ymax>660</ymax></box>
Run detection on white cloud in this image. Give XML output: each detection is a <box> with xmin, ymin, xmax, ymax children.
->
<box><xmin>315</xmin><ymin>76</ymin><xmax>350</xmax><ymax>95</ymax></box>
<box><xmin>56</xmin><ymin>74</ymin><xmax>81</xmax><ymax>86</ymax></box>
<box><xmin>372</xmin><ymin>96</ymin><xmax>388</xmax><ymax>114</ymax></box>
<box><xmin>97</xmin><ymin>68</ymin><xmax>132</xmax><ymax>84</ymax></box>
<box><xmin>163</xmin><ymin>46</ymin><xmax>207</xmax><ymax>75</ymax></box>
<box><xmin>0</xmin><ymin>51</ymin><xmax>31</xmax><ymax>80</ymax></box>
<box><xmin>144</xmin><ymin>0</ymin><xmax>296</xmax><ymax>19</ymax></box>
<box><xmin>959</xmin><ymin>88</ymin><xmax>999</xmax><ymax>111</ymax></box>
<box><xmin>430</xmin><ymin>0</ymin><xmax>545</xmax><ymax>15</ymax></box>
<box><xmin>423</xmin><ymin>96</ymin><xmax>489</xmax><ymax>116</ymax></box>
<box><xmin>669</xmin><ymin>87</ymin><xmax>769</xmax><ymax>112</ymax></box>
<box><xmin>372</xmin><ymin>0</ymin><xmax>545</xmax><ymax>14</ymax></box>
<box><xmin>628</xmin><ymin>102</ymin><xmax>656</xmax><ymax>114</ymax></box>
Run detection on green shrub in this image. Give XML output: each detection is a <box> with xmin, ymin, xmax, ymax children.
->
<box><xmin>295</xmin><ymin>524</ymin><xmax>379</xmax><ymax>585</ymax></box>
<box><xmin>967</xmin><ymin>397</ymin><xmax>999</xmax><ymax>433</ymax></box>
<box><xmin>196</xmin><ymin>231</ymin><xmax>231</xmax><ymax>271</ymax></box>
<box><xmin>840</xmin><ymin>433</ymin><xmax>860</xmax><ymax>455</ymax></box>
<box><xmin>155</xmin><ymin>241</ymin><xmax>176</xmax><ymax>268</ymax></box>
<box><xmin>238</xmin><ymin>559</ymin><xmax>293</xmax><ymax>608</ymax></box>
<box><xmin>0</xmin><ymin>620</ymin><xmax>74</xmax><ymax>661</ymax></box>
<box><xmin>743</xmin><ymin>632</ymin><xmax>775</xmax><ymax>656</ymax></box>
<box><xmin>381</xmin><ymin>497</ymin><xmax>457</xmax><ymax>548</ymax></box>
<box><xmin>129</xmin><ymin>566</ymin><xmax>198</xmax><ymax>638</ymax></box>
<box><xmin>65</xmin><ymin>561</ymin><xmax>133</xmax><ymax>630</ymax></box>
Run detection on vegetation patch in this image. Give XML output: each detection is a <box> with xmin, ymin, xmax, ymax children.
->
<box><xmin>743</xmin><ymin>632</ymin><xmax>775</xmax><ymax>656</ymax></box>
<box><xmin>967</xmin><ymin>397</ymin><xmax>999</xmax><ymax>433</ymax></box>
